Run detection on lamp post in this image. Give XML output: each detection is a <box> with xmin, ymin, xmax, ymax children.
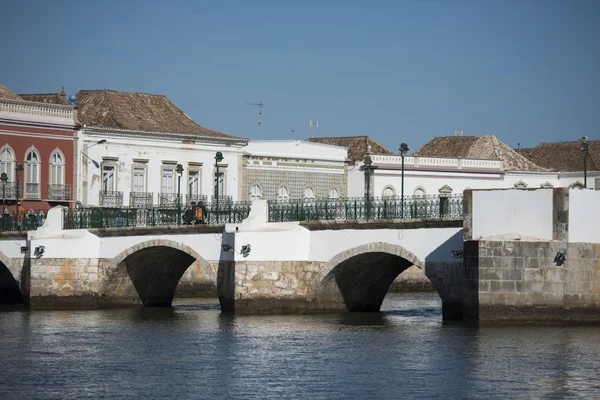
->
<box><xmin>214</xmin><ymin>151</ymin><xmax>224</xmax><ymax>223</ymax></box>
<box><xmin>15</xmin><ymin>163</ymin><xmax>23</xmax><ymax>231</ymax></box>
<box><xmin>1</xmin><ymin>172</ymin><xmax>7</xmax><ymax>230</ymax></box>
<box><xmin>399</xmin><ymin>143</ymin><xmax>409</xmax><ymax>218</ymax></box>
<box><xmin>362</xmin><ymin>155</ymin><xmax>372</xmax><ymax>220</ymax></box>
<box><xmin>581</xmin><ymin>137</ymin><xmax>589</xmax><ymax>188</ymax></box>
<box><xmin>176</xmin><ymin>163</ymin><xmax>183</xmax><ymax>225</ymax></box>
<box><xmin>79</xmin><ymin>139</ymin><xmax>106</xmax><ymax>204</ymax></box>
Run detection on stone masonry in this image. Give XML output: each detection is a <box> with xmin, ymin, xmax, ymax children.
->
<box><xmin>464</xmin><ymin>240</ymin><xmax>600</xmax><ymax>323</ymax></box>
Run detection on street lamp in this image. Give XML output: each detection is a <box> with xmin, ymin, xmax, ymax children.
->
<box><xmin>362</xmin><ymin>155</ymin><xmax>372</xmax><ymax>220</ymax></box>
<box><xmin>176</xmin><ymin>163</ymin><xmax>184</xmax><ymax>225</ymax></box>
<box><xmin>215</xmin><ymin>151</ymin><xmax>224</xmax><ymax>223</ymax></box>
<box><xmin>15</xmin><ymin>163</ymin><xmax>23</xmax><ymax>231</ymax></box>
<box><xmin>581</xmin><ymin>137</ymin><xmax>589</xmax><ymax>188</ymax></box>
<box><xmin>399</xmin><ymin>143</ymin><xmax>409</xmax><ymax>218</ymax></box>
<box><xmin>1</xmin><ymin>172</ymin><xmax>7</xmax><ymax>230</ymax></box>
<box><xmin>81</xmin><ymin>139</ymin><xmax>106</xmax><ymax>168</ymax></box>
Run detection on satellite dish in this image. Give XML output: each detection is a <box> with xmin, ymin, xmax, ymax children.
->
<box><xmin>309</xmin><ymin>120</ymin><xmax>319</xmax><ymax>128</ymax></box>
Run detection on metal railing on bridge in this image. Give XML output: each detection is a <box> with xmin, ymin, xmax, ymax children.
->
<box><xmin>267</xmin><ymin>194</ymin><xmax>463</xmax><ymax>222</ymax></box>
<box><xmin>0</xmin><ymin>209</ymin><xmax>48</xmax><ymax>232</ymax></box>
<box><xmin>62</xmin><ymin>201</ymin><xmax>252</xmax><ymax>229</ymax></box>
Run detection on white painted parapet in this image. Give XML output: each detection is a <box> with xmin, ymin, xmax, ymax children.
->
<box><xmin>568</xmin><ymin>189</ymin><xmax>600</xmax><ymax>243</ymax></box>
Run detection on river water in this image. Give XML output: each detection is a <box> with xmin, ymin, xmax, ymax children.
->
<box><xmin>1</xmin><ymin>293</ymin><xmax>599</xmax><ymax>399</ymax></box>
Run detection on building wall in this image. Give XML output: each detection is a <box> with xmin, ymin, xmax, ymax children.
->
<box><xmin>471</xmin><ymin>189</ymin><xmax>553</xmax><ymax>240</ymax></box>
<box><xmin>569</xmin><ymin>189</ymin><xmax>600</xmax><ymax>243</ymax></box>
<box><xmin>0</xmin><ymin>101</ymin><xmax>77</xmax><ymax>211</ymax></box>
<box><xmin>79</xmin><ymin>130</ymin><xmax>245</xmax><ymax>207</ymax></box>
<box><xmin>242</xmin><ymin>140</ymin><xmax>348</xmax><ymax>201</ymax></box>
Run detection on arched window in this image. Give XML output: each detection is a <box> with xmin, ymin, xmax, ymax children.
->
<box><xmin>250</xmin><ymin>184</ymin><xmax>262</xmax><ymax>201</ymax></box>
<box><xmin>25</xmin><ymin>149</ymin><xmax>41</xmax><ymax>199</ymax></box>
<box><xmin>50</xmin><ymin>151</ymin><xmax>65</xmax><ymax>185</ymax></box>
<box><xmin>0</xmin><ymin>147</ymin><xmax>14</xmax><ymax>180</ymax></box>
<box><xmin>329</xmin><ymin>187</ymin><xmax>339</xmax><ymax>200</ymax></box>
<box><xmin>413</xmin><ymin>187</ymin><xmax>426</xmax><ymax>197</ymax></box>
<box><xmin>382</xmin><ymin>186</ymin><xmax>396</xmax><ymax>198</ymax></box>
<box><xmin>304</xmin><ymin>186</ymin><xmax>315</xmax><ymax>201</ymax></box>
<box><xmin>277</xmin><ymin>185</ymin><xmax>289</xmax><ymax>202</ymax></box>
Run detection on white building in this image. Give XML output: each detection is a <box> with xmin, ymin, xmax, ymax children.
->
<box><xmin>241</xmin><ymin>140</ymin><xmax>348</xmax><ymax>201</ymax></box>
<box><xmin>74</xmin><ymin>90</ymin><xmax>248</xmax><ymax>208</ymax></box>
<box><xmin>342</xmin><ymin>135</ymin><xmax>598</xmax><ymax>199</ymax></box>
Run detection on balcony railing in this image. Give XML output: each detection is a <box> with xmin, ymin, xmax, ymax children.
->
<box><xmin>0</xmin><ymin>184</ymin><xmax>19</xmax><ymax>200</ymax></box>
<box><xmin>130</xmin><ymin>192</ymin><xmax>153</xmax><ymax>208</ymax></box>
<box><xmin>99</xmin><ymin>191</ymin><xmax>124</xmax><ymax>208</ymax></box>
<box><xmin>158</xmin><ymin>193</ymin><xmax>178</xmax><ymax>209</ymax></box>
<box><xmin>186</xmin><ymin>194</ymin><xmax>208</xmax><ymax>206</ymax></box>
<box><xmin>25</xmin><ymin>183</ymin><xmax>41</xmax><ymax>200</ymax></box>
<box><xmin>48</xmin><ymin>184</ymin><xmax>71</xmax><ymax>201</ymax></box>
<box><xmin>211</xmin><ymin>195</ymin><xmax>233</xmax><ymax>204</ymax></box>
<box><xmin>267</xmin><ymin>194</ymin><xmax>464</xmax><ymax>222</ymax></box>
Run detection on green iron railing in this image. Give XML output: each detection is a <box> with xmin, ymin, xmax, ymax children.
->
<box><xmin>63</xmin><ymin>201</ymin><xmax>253</xmax><ymax>229</ymax></box>
<box><xmin>267</xmin><ymin>194</ymin><xmax>463</xmax><ymax>222</ymax></box>
<box><xmin>0</xmin><ymin>209</ymin><xmax>48</xmax><ymax>232</ymax></box>
<box><xmin>1</xmin><ymin>195</ymin><xmax>463</xmax><ymax>232</ymax></box>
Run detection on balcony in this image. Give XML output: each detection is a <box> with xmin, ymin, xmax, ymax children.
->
<box><xmin>48</xmin><ymin>184</ymin><xmax>71</xmax><ymax>201</ymax></box>
<box><xmin>211</xmin><ymin>195</ymin><xmax>233</xmax><ymax>204</ymax></box>
<box><xmin>130</xmin><ymin>192</ymin><xmax>153</xmax><ymax>208</ymax></box>
<box><xmin>158</xmin><ymin>193</ymin><xmax>178</xmax><ymax>209</ymax></box>
<box><xmin>186</xmin><ymin>194</ymin><xmax>208</xmax><ymax>206</ymax></box>
<box><xmin>99</xmin><ymin>191</ymin><xmax>124</xmax><ymax>208</ymax></box>
<box><xmin>0</xmin><ymin>184</ymin><xmax>20</xmax><ymax>200</ymax></box>
<box><xmin>25</xmin><ymin>183</ymin><xmax>41</xmax><ymax>200</ymax></box>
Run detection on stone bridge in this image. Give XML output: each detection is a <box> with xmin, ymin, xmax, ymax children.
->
<box><xmin>0</xmin><ymin>200</ymin><xmax>465</xmax><ymax>319</ymax></box>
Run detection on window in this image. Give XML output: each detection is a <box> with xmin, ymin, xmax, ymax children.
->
<box><xmin>162</xmin><ymin>168</ymin><xmax>174</xmax><ymax>193</ymax></box>
<box><xmin>383</xmin><ymin>186</ymin><xmax>395</xmax><ymax>198</ymax></box>
<box><xmin>50</xmin><ymin>152</ymin><xmax>65</xmax><ymax>185</ymax></box>
<box><xmin>214</xmin><ymin>171</ymin><xmax>224</xmax><ymax>199</ymax></box>
<box><xmin>277</xmin><ymin>185</ymin><xmax>289</xmax><ymax>202</ymax></box>
<box><xmin>102</xmin><ymin>165</ymin><xmax>116</xmax><ymax>192</ymax></box>
<box><xmin>26</xmin><ymin>150</ymin><xmax>40</xmax><ymax>184</ymax></box>
<box><xmin>132</xmin><ymin>167</ymin><xmax>146</xmax><ymax>192</ymax></box>
<box><xmin>329</xmin><ymin>187</ymin><xmax>339</xmax><ymax>200</ymax></box>
<box><xmin>188</xmin><ymin>170</ymin><xmax>200</xmax><ymax>197</ymax></box>
<box><xmin>250</xmin><ymin>184</ymin><xmax>262</xmax><ymax>200</ymax></box>
<box><xmin>304</xmin><ymin>187</ymin><xmax>315</xmax><ymax>201</ymax></box>
<box><xmin>0</xmin><ymin>147</ymin><xmax>14</xmax><ymax>180</ymax></box>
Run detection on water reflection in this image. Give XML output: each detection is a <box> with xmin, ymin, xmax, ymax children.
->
<box><xmin>0</xmin><ymin>293</ymin><xmax>599</xmax><ymax>399</ymax></box>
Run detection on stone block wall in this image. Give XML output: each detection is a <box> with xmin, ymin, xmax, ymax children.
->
<box><xmin>464</xmin><ymin>240</ymin><xmax>600</xmax><ymax>323</ymax></box>
<box><xmin>30</xmin><ymin>258</ymin><xmax>101</xmax><ymax>309</ymax></box>
<box><xmin>389</xmin><ymin>266</ymin><xmax>434</xmax><ymax>292</ymax></box>
<box><xmin>175</xmin><ymin>260</ymin><xmax>218</xmax><ymax>298</ymax></box>
<box><xmin>228</xmin><ymin>261</ymin><xmax>338</xmax><ymax>314</ymax></box>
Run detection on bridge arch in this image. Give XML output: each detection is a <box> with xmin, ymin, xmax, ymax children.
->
<box><xmin>318</xmin><ymin>242</ymin><xmax>425</xmax><ymax>312</ymax></box>
<box><xmin>107</xmin><ymin>239</ymin><xmax>211</xmax><ymax>307</ymax></box>
<box><xmin>0</xmin><ymin>251</ymin><xmax>24</xmax><ymax>308</ymax></box>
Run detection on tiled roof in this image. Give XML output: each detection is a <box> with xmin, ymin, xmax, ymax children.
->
<box><xmin>75</xmin><ymin>89</ymin><xmax>241</xmax><ymax>139</ymax></box>
<box><xmin>307</xmin><ymin>136</ymin><xmax>393</xmax><ymax>162</ymax></box>
<box><xmin>0</xmin><ymin>84</ymin><xmax>23</xmax><ymax>101</ymax></box>
<box><xmin>19</xmin><ymin>93</ymin><xmax>69</xmax><ymax>105</ymax></box>
<box><xmin>519</xmin><ymin>140</ymin><xmax>599</xmax><ymax>172</ymax></box>
<box><xmin>413</xmin><ymin>135</ymin><xmax>548</xmax><ymax>172</ymax></box>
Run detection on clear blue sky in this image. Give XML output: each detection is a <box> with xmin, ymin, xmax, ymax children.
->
<box><xmin>2</xmin><ymin>0</ymin><xmax>599</xmax><ymax>153</ymax></box>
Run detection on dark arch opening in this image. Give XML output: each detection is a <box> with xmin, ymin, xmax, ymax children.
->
<box><xmin>0</xmin><ymin>263</ymin><xmax>25</xmax><ymax>310</ymax></box>
<box><xmin>121</xmin><ymin>246</ymin><xmax>196</xmax><ymax>307</ymax></box>
<box><xmin>331</xmin><ymin>252</ymin><xmax>414</xmax><ymax>312</ymax></box>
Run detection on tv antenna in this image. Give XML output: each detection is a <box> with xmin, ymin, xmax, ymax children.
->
<box><xmin>309</xmin><ymin>120</ymin><xmax>319</xmax><ymax>138</ymax></box>
<box><xmin>247</xmin><ymin>101</ymin><xmax>263</xmax><ymax>136</ymax></box>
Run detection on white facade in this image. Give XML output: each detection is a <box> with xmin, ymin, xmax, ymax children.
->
<box><xmin>77</xmin><ymin>127</ymin><xmax>247</xmax><ymax>207</ymax></box>
<box><xmin>348</xmin><ymin>154</ymin><xmax>598</xmax><ymax>198</ymax></box>
<box><xmin>241</xmin><ymin>140</ymin><xmax>348</xmax><ymax>201</ymax></box>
